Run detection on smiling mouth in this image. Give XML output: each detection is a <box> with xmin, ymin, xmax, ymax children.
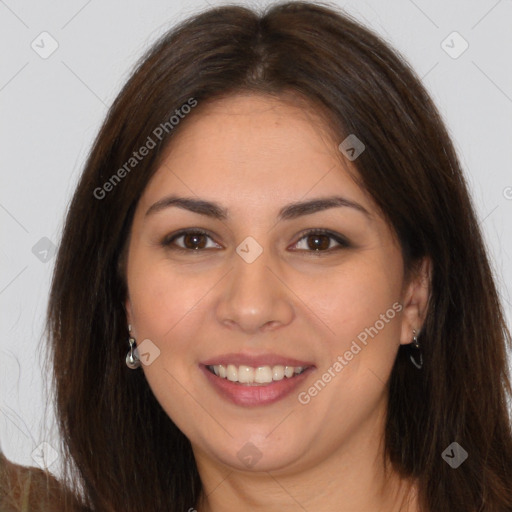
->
<box><xmin>206</xmin><ymin>364</ymin><xmax>309</xmax><ymax>385</ymax></box>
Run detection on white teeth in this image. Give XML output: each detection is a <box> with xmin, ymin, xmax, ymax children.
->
<box><xmin>255</xmin><ymin>366</ymin><xmax>273</xmax><ymax>384</ymax></box>
<box><xmin>273</xmin><ymin>365</ymin><xmax>284</xmax><ymax>380</ymax></box>
<box><xmin>209</xmin><ymin>364</ymin><xmax>307</xmax><ymax>384</ymax></box>
<box><xmin>284</xmin><ymin>366</ymin><xmax>294</xmax><ymax>378</ymax></box>
<box><xmin>226</xmin><ymin>364</ymin><xmax>238</xmax><ymax>382</ymax></box>
<box><xmin>238</xmin><ymin>365</ymin><xmax>254</xmax><ymax>383</ymax></box>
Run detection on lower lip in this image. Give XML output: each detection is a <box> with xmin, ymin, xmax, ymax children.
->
<box><xmin>200</xmin><ymin>365</ymin><xmax>314</xmax><ymax>407</ymax></box>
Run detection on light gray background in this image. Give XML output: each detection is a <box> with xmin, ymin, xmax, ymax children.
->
<box><xmin>1</xmin><ymin>0</ymin><xmax>511</xmax><ymax>479</ymax></box>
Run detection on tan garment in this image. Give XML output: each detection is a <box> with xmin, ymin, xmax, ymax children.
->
<box><xmin>0</xmin><ymin>450</ymin><xmax>76</xmax><ymax>512</ymax></box>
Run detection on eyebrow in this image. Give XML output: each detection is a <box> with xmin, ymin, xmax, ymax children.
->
<box><xmin>145</xmin><ymin>194</ymin><xmax>372</xmax><ymax>221</ymax></box>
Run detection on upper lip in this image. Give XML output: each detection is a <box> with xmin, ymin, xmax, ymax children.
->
<box><xmin>201</xmin><ymin>352</ymin><xmax>315</xmax><ymax>368</ymax></box>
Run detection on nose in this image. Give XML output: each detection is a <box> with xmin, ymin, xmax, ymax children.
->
<box><xmin>215</xmin><ymin>245</ymin><xmax>295</xmax><ymax>334</ymax></box>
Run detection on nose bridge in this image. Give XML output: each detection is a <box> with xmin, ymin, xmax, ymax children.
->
<box><xmin>215</xmin><ymin>238</ymin><xmax>294</xmax><ymax>332</ymax></box>
<box><xmin>234</xmin><ymin>246</ymin><xmax>271</xmax><ymax>295</ymax></box>
<box><xmin>230</xmin><ymin>243</ymin><xmax>275</xmax><ymax>309</ymax></box>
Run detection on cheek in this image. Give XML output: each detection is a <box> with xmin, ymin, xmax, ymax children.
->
<box><xmin>128</xmin><ymin>242</ymin><xmax>403</xmax><ymax>357</ymax></box>
<box><xmin>128</xmin><ymin>253</ymin><xmax>209</xmax><ymax>340</ymax></box>
<box><xmin>292</xmin><ymin>262</ymin><xmax>403</xmax><ymax>431</ymax></box>
<box><xmin>126</xmin><ymin>252</ymin><xmax>211</xmax><ymax>434</ymax></box>
<box><xmin>299</xmin><ymin>257</ymin><xmax>402</xmax><ymax>348</ymax></box>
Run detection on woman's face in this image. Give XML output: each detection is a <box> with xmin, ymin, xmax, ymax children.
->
<box><xmin>125</xmin><ymin>93</ymin><xmax>424</xmax><ymax>474</ymax></box>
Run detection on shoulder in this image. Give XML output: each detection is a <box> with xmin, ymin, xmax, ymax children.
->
<box><xmin>0</xmin><ymin>450</ymin><xmax>81</xmax><ymax>512</ymax></box>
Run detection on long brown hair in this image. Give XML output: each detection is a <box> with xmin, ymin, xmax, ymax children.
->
<box><xmin>26</xmin><ymin>1</ymin><xmax>512</xmax><ymax>511</ymax></box>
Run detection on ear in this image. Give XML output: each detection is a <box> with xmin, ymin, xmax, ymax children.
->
<box><xmin>399</xmin><ymin>257</ymin><xmax>431</xmax><ymax>345</ymax></box>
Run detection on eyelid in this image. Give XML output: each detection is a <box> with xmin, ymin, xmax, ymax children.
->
<box><xmin>290</xmin><ymin>228</ymin><xmax>350</xmax><ymax>252</ymax></box>
<box><xmin>161</xmin><ymin>228</ymin><xmax>220</xmax><ymax>251</ymax></box>
<box><xmin>160</xmin><ymin>228</ymin><xmax>350</xmax><ymax>253</ymax></box>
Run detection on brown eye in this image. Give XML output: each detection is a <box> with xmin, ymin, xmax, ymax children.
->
<box><xmin>182</xmin><ymin>232</ymin><xmax>208</xmax><ymax>250</ymax></box>
<box><xmin>161</xmin><ymin>230</ymin><xmax>221</xmax><ymax>251</ymax></box>
<box><xmin>292</xmin><ymin>229</ymin><xmax>350</xmax><ymax>253</ymax></box>
<box><xmin>305</xmin><ymin>234</ymin><xmax>331</xmax><ymax>251</ymax></box>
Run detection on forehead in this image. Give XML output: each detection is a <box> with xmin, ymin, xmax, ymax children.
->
<box><xmin>138</xmin><ymin>93</ymin><xmax>373</xmax><ymax>216</ymax></box>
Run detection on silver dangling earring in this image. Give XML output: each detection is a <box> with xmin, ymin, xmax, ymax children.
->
<box><xmin>126</xmin><ymin>325</ymin><xmax>141</xmax><ymax>369</ymax></box>
<box><xmin>409</xmin><ymin>329</ymin><xmax>423</xmax><ymax>370</ymax></box>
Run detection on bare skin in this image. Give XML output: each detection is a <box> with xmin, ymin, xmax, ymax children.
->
<box><xmin>124</xmin><ymin>93</ymin><xmax>430</xmax><ymax>512</ymax></box>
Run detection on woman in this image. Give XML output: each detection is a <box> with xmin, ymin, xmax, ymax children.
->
<box><xmin>2</xmin><ymin>1</ymin><xmax>511</xmax><ymax>511</ymax></box>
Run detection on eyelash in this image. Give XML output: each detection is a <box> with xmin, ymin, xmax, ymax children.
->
<box><xmin>160</xmin><ymin>228</ymin><xmax>350</xmax><ymax>254</ymax></box>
